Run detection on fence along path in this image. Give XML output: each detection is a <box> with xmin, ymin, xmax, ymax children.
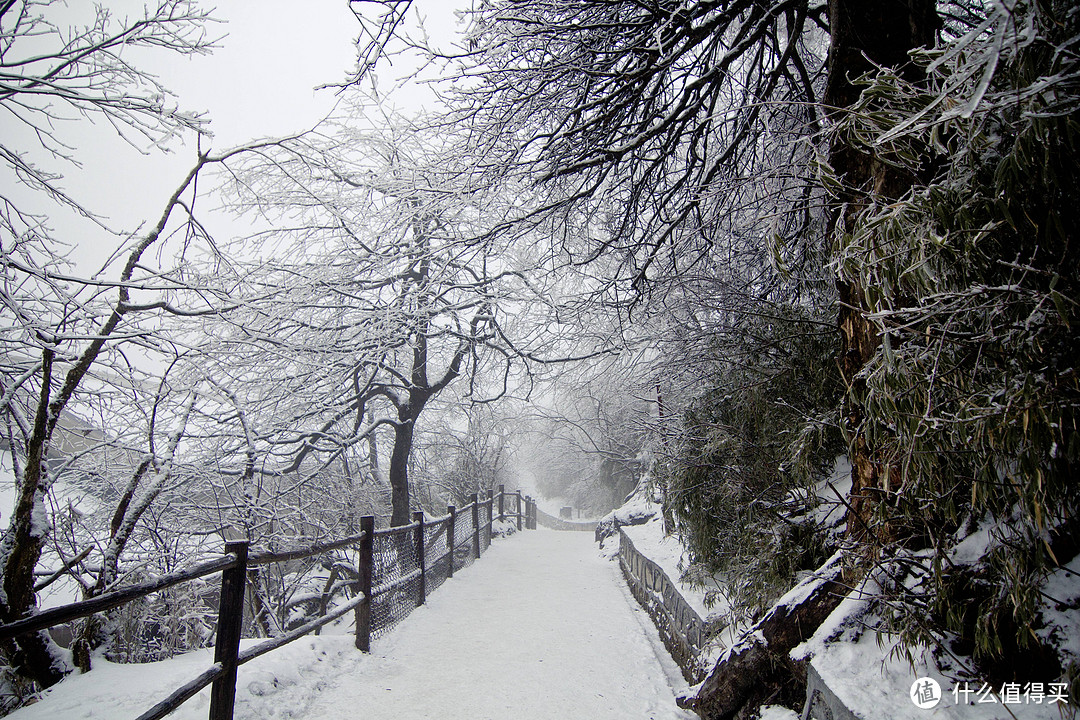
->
<box><xmin>534</xmin><ymin>506</ymin><xmax>597</xmax><ymax>533</ymax></box>
<box><xmin>293</xmin><ymin>529</ymin><xmax>695</xmax><ymax>720</ymax></box>
<box><xmin>618</xmin><ymin>527</ymin><xmax>709</xmax><ymax>683</ymax></box>
<box><xmin>0</xmin><ymin>487</ymin><xmax>538</xmax><ymax>720</ymax></box>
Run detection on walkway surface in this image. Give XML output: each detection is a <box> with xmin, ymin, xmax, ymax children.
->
<box><xmin>10</xmin><ymin>528</ymin><xmax>696</xmax><ymax>720</ymax></box>
<box><xmin>299</xmin><ymin>528</ymin><xmax>696</xmax><ymax>720</ymax></box>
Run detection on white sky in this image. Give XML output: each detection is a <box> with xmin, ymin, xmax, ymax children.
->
<box><xmin>3</xmin><ymin>0</ymin><xmax>469</xmax><ymax>272</ymax></box>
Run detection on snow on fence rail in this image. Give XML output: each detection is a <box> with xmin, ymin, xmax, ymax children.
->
<box><xmin>618</xmin><ymin>527</ymin><xmax>708</xmax><ymax>683</ymax></box>
<box><xmin>0</xmin><ymin>486</ymin><xmax>536</xmax><ymax>720</ymax></box>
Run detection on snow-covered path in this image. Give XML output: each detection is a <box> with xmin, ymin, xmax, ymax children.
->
<box><xmin>9</xmin><ymin>529</ymin><xmax>695</xmax><ymax>720</ymax></box>
<box><xmin>297</xmin><ymin>528</ymin><xmax>695</xmax><ymax>720</ymax></box>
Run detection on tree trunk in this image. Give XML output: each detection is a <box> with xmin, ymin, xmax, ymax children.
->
<box><xmin>825</xmin><ymin>0</ymin><xmax>938</xmax><ymax>550</ymax></box>
<box><xmin>388</xmin><ymin>413</ymin><xmax>417</xmax><ymax>527</ymax></box>
<box><xmin>0</xmin><ymin>352</ymin><xmax>68</xmax><ymax>687</ymax></box>
<box><xmin>247</xmin><ymin>569</ymin><xmax>275</xmax><ymax>637</ymax></box>
<box><xmin>681</xmin><ymin>555</ymin><xmax>847</xmax><ymax>719</ymax></box>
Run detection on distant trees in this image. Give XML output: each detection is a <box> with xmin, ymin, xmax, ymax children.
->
<box><xmin>516</xmin><ymin>358</ymin><xmax>652</xmax><ymax>516</ymax></box>
<box><xmin>400</xmin><ymin>0</ymin><xmax>861</xmax><ymax>553</ymax></box>
<box><xmin>414</xmin><ymin>403</ymin><xmax>515</xmax><ymax>507</ymax></box>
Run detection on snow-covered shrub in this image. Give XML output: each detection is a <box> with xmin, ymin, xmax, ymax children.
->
<box><xmin>828</xmin><ymin>0</ymin><xmax>1080</xmax><ymax>673</ymax></box>
<box><xmin>594</xmin><ymin>478</ymin><xmax>661</xmax><ymax>549</ymax></box>
<box><xmin>656</xmin><ymin>304</ymin><xmax>844</xmax><ymax>617</ymax></box>
<box><xmin>490</xmin><ymin>518</ymin><xmax>518</xmax><ymax>538</ymax></box>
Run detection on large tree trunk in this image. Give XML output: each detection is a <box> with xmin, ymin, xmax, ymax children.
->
<box><xmin>0</xmin><ymin>352</ymin><xmax>68</xmax><ymax>687</ymax></box>
<box><xmin>388</xmin><ymin>412</ymin><xmax>417</xmax><ymax>527</ymax></box>
<box><xmin>825</xmin><ymin>0</ymin><xmax>938</xmax><ymax>549</ymax></box>
<box><xmin>687</xmin><ymin>5</ymin><xmax>941</xmax><ymax>717</ymax></box>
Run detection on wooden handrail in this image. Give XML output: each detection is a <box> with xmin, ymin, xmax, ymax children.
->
<box><xmin>135</xmin><ymin>663</ymin><xmax>226</xmax><ymax>720</ymax></box>
<box><xmin>0</xmin><ymin>554</ymin><xmax>239</xmax><ymax>640</ymax></box>
<box><xmin>248</xmin><ymin>530</ymin><xmax>368</xmax><ymax>566</ymax></box>
<box><xmin>237</xmin><ymin>591</ymin><xmax>368</xmax><ymax>666</ymax></box>
<box><xmin>373</xmin><ymin>520</ymin><xmax>420</xmax><ymax>537</ymax></box>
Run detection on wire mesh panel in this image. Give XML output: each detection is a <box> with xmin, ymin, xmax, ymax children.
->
<box><xmin>481</xmin><ymin>498</ymin><xmax>493</xmax><ymax>551</ymax></box>
<box><xmin>424</xmin><ymin>517</ymin><xmax>451</xmax><ymax>595</ymax></box>
<box><xmin>504</xmin><ymin>492</ymin><xmax>522</xmax><ymax>526</ymax></box>
<box><xmin>370</xmin><ymin>525</ymin><xmax>421</xmax><ymax>640</ymax></box>
<box><xmin>453</xmin><ymin>503</ymin><xmax>477</xmax><ymax>573</ymax></box>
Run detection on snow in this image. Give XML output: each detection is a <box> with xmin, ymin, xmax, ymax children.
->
<box><xmin>771</xmin><ymin>551</ymin><xmax>843</xmax><ymax>619</ymax></box>
<box><xmin>759</xmin><ymin>705</ymin><xmax>799</xmax><ymax>720</ymax></box>
<box><xmin>790</xmin><ymin>556</ymin><xmax>876</xmax><ymax>663</ymax></box>
<box><xmin>792</xmin><ymin>561</ymin><xmax>1077</xmax><ymax>720</ymax></box>
<box><xmin>1037</xmin><ymin>552</ymin><xmax>1080</xmax><ymax>667</ymax></box>
<box><xmin>808</xmin><ymin>456</ymin><xmax>851</xmax><ymax>529</ymax></box>
<box><xmin>9</xmin><ymin>530</ymin><xmax>696</xmax><ymax>720</ymax></box>
<box><xmin>799</xmin><ymin>633</ymin><xmax>1045</xmax><ymax>720</ymax></box>
<box><xmin>949</xmin><ymin>520</ymin><xmax>996</xmax><ymax>566</ymax></box>
<box><xmin>595</xmin><ymin>481</ymin><xmax>661</xmax><ymax>543</ymax></box>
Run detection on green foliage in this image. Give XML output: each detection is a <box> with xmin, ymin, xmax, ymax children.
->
<box><xmin>830</xmin><ymin>0</ymin><xmax>1080</xmax><ymax>667</ymax></box>
<box><xmin>661</xmin><ymin>305</ymin><xmax>843</xmax><ymax>616</ymax></box>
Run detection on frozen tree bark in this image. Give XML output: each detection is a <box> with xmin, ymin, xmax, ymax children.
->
<box><xmin>824</xmin><ymin>0</ymin><xmax>938</xmax><ymax>549</ymax></box>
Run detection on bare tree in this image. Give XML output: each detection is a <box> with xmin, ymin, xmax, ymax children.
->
<box><xmin>201</xmin><ymin>112</ymin><xmax>544</xmax><ymax>526</ymax></box>
<box><xmin>0</xmin><ymin>0</ymin><xmax>336</xmax><ymax>687</ymax></box>
<box><xmin>414</xmin><ymin>402</ymin><xmax>516</xmax><ymax>507</ymax></box>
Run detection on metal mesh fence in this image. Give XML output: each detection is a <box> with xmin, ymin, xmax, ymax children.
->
<box><xmin>452</xmin><ymin>504</ymin><xmax>477</xmax><ymax>573</ymax></box>
<box><xmin>370</xmin><ymin>524</ymin><xmax>421</xmax><ymax>640</ymax></box>
<box><xmin>480</xmin><ymin>498</ymin><xmax>493</xmax><ymax>551</ymax></box>
<box><xmin>361</xmin><ymin>491</ymin><xmax>520</xmax><ymax>644</ymax></box>
<box><xmin>424</xmin><ymin>517</ymin><xmax>451</xmax><ymax>596</ymax></box>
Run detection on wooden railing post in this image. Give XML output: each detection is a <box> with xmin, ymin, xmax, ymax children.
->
<box><xmin>210</xmin><ymin>540</ymin><xmax>248</xmax><ymax>720</ymax></box>
<box><xmin>413</xmin><ymin>510</ymin><xmax>426</xmax><ymax>606</ymax></box>
<box><xmin>355</xmin><ymin>516</ymin><xmax>375</xmax><ymax>652</ymax></box>
<box><xmin>483</xmin><ymin>491</ymin><xmax>492</xmax><ymax>551</ymax></box>
<box><xmin>516</xmin><ymin>492</ymin><xmax>523</xmax><ymax>531</ymax></box>
<box><xmin>471</xmin><ymin>493</ymin><xmax>481</xmax><ymax>559</ymax></box>
<box><xmin>498</xmin><ymin>484</ymin><xmax>505</xmax><ymax>522</ymax></box>
<box><xmin>488</xmin><ymin>490</ymin><xmax>495</xmax><ymax>547</ymax></box>
<box><xmin>447</xmin><ymin>505</ymin><xmax>456</xmax><ymax>578</ymax></box>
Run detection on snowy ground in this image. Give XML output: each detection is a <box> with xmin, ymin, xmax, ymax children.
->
<box><xmin>9</xmin><ymin>530</ymin><xmax>696</xmax><ymax>720</ymax></box>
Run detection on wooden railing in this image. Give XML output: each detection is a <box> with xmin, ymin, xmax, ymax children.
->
<box><xmin>0</xmin><ymin>486</ymin><xmax>535</xmax><ymax>720</ymax></box>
